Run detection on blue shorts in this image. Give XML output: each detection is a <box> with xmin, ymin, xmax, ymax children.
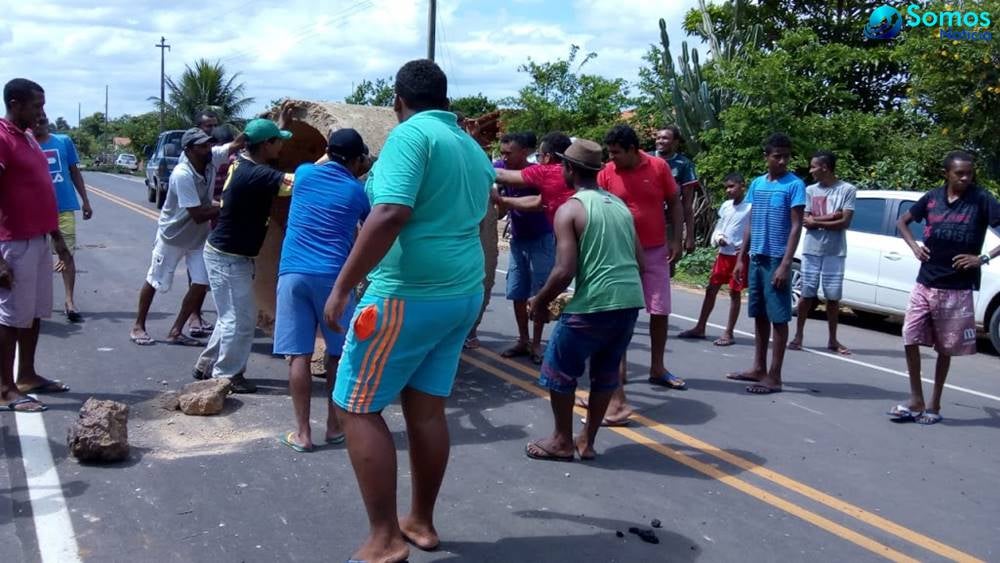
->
<box><xmin>273</xmin><ymin>273</ymin><xmax>355</xmax><ymax>357</ymax></box>
<box><xmin>539</xmin><ymin>308</ymin><xmax>640</xmax><ymax>394</ymax></box>
<box><xmin>506</xmin><ymin>233</ymin><xmax>556</xmax><ymax>301</ymax></box>
<box><xmin>333</xmin><ymin>292</ymin><xmax>483</xmax><ymax>414</ymax></box>
<box><xmin>748</xmin><ymin>255</ymin><xmax>792</xmax><ymax>324</ymax></box>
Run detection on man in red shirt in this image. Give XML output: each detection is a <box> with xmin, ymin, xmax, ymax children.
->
<box><xmin>595</xmin><ymin>125</ymin><xmax>683</xmax><ymax>424</ymax></box>
<box><xmin>0</xmin><ymin>78</ymin><xmax>74</xmax><ymax>412</ymax></box>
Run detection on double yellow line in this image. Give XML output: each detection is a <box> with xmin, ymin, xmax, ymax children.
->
<box><xmin>466</xmin><ymin>348</ymin><xmax>982</xmax><ymax>563</ymax></box>
<box><xmin>90</xmin><ymin>180</ymin><xmax>983</xmax><ymax>563</ymax></box>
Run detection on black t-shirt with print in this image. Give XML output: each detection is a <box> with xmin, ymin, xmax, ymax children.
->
<box><xmin>208</xmin><ymin>155</ymin><xmax>285</xmax><ymax>257</ymax></box>
<box><xmin>908</xmin><ymin>185</ymin><xmax>1000</xmax><ymax>290</ymax></box>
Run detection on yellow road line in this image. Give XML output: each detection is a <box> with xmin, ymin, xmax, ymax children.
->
<box><xmin>93</xmin><ymin>180</ymin><xmax>980</xmax><ymax>563</ymax></box>
<box><xmin>471</xmin><ymin>348</ymin><xmax>983</xmax><ymax>563</ymax></box>
<box><xmin>88</xmin><ymin>185</ymin><xmax>160</xmax><ymax>221</ymax></box>
<box><xmin>461</xmin><ymin>353</ymin><xmax>917</xmax><ymax>563</ymax></box>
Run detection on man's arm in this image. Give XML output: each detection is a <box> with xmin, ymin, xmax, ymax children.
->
<box><xmin>187</xmin><ymin>204</ymin><xmax>219</xmax><ymax>224</ymax></box>
<box><xmin>807</xmin><ymin>209</ymin><xmax>852</xmax><ymax>230</ymax></box>
<box><xmin>531</xmin><ymin>202</ymin><xmax>580</xmax><ymax>315</ymax></box>
<box><xmin>773</xmin><ymin>206</ymin><xmax>804</xmax><ymax>288</ymax></box>
<box><xmin>501</xmin><ymin>194</ymin><xmax>542</xmax><ymax>211</ymax></box>
<box><xmin>494</xmin><ymin>168</ymin><xmax>528</xmax><ymax>186</ymax></box>
<box><xmin>666</xmin><ymin>188</ymin><xmax>683</xmax><ymax>263</ymax></box>
<box><xmin>682</xmin><ymin>183</ymin><xmax>697</xmax><ymax>253</ymax></box>
<box><xmin>634</xmin><ymin>224</ymin><xmax>647</xmax><ymax>275</ymax></box>
<box><xmin>69</xmin><ymin>164</ymin><xmax>92</xmax><ymax>220</ymax></box>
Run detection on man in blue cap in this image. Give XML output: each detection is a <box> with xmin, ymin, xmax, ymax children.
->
<box><xmin>192</xmin><ymin>110</ymin><xmax>298</xmax><ymax>393</ymax></box>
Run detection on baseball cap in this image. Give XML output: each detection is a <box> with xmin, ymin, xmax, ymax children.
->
<box><xmin>244</xmin><ymin>118</ymin><xmax>292</xmax><ymax>144</ymax></box>
<box><xmin>181</xmin><ymin>127</ymin><xmax>214</xmax><ymax>149</ymax></box>
<box><xmin>327</xmin><ymin>128</ymin><xmax>369</xmax><ymax>161</ymax></box>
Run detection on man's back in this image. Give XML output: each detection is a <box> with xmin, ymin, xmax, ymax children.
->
<box><xmin>365</xmin><ymin>110</ymin><xmax>495</xmax><ymax>299</ymax></box>
<box><xmin>564</xmin><ymin>189</ymin><xmax>645</xmax><ymax>314</ymax></box>
<box><xmin>281</xmin><ymin>161</ymin><xmax>370</xmax><ymax>277</ymax></box>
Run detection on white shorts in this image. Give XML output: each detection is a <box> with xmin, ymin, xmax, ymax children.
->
<box><xmin>146</xmin><ymin>237</ymin><xmax>208</xmax><ymax>293</ymax></box>
<box><xmin>801</xmin><ymin>254</ymin><xmax>846</xmax><ymax>301</ymax></box>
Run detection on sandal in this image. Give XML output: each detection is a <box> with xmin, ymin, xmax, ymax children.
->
<box><xmin>278</xmin><ymin>432</ymin><xmax>313</xmax><ymax>453</ymax></box>
<box><xmin>500</xmin><ymin>342</ymin><xmax>530</xmax><ymax>358</ymax></box>
<box><xmin>463</xmin><ymin>337</ymin><xmax>481</xmax><ymax>350</ymax></box>
<box><xmin>746</xmin><ymin>384</ymin><xmax>782</xmax><ymax>395</ymax></box>
<box><xmin>525</xmin><ymin>441</ymin><xmax>574</xmax><ymax>462</ymax></box>
<box><xmin>17</xmin><ymin>379</ymin><xmax>70</xmax><ymax>394</ymax></box>
<box><xmin>130</xmin><ymin>333</ymin><xmax>155</xmax><ymax>346</ymax></box>
<box><xmin>713</xmin><ymin>336</ymin><xmax>735</xmax><ymax>347</ymax></box>
<box><xmin>649</xmin><ymin>372</ymin><xmax>687</xmax><ymax>390</ymax></box>
<box><xmin>165</xmin><ymin>334</ymin><xmax>203</xmax><ymax>347</ymax></box>
<box><xmin>530</xmin><ymin>351</ymin><xmax>544</xmax><ymax>365</ymax></box>
<box><xmin>1</xmin><ymin>396</ymin><xmax>48</xmax><ymax>412</ymax></box>
<box><xmin>916</xmin><ymin>412</ymin><xmax>943</xmax><ymax>425</ymax></box>
<box><xmin>887</xmin><ymin>404</ymin><xmax>922</xmax><ymax>421</ymax></box>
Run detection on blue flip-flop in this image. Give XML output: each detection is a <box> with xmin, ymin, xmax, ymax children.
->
<box><xmin>649</xmin><ymin>372</ymin><xmax>687</xmax><ymax>390</ymax></box>
<box><xmin>278</xmin><ymin>432</ymin><xmax>313</xmax><ymax>453</ymax></box>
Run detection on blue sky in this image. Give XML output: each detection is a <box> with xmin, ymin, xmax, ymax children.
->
<box><xmin>1</xmin><ymin>0</ymin><xmax>701</xmax><ymax>126</ymax></box>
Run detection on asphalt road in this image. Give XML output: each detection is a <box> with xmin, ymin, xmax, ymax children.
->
<box><xmin>2</xmin><ymin>171</ymin><xmax>999</xmax><ymax>563</ymax></box>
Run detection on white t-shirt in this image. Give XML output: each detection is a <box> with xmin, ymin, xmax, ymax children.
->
<box><xmin>712</xmin><ymin>199</ymin><xmax>752</xmax><ymax>256</ymax></box>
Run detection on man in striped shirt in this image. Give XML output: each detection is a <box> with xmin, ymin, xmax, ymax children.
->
<box><xmin>728</xmin><ymin>133</ymin><xmax>806</xmax><ymax>395</ymax></box>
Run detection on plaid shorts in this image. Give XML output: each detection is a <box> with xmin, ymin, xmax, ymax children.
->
<box><xmin>902</xmin><ymin>283</ymin><xmax>977</xmax><ymax>356</ymax></box>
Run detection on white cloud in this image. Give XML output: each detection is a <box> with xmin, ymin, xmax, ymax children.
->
<box><xmin>1</xmin><ymin>0</ymin><xmax>701</xmax><ymax>125</ymax></box>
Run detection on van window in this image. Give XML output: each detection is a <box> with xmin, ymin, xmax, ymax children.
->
<box><xmin>896</xmin><ymin>200</ymin><xmax>925</xmax><ymax>242</ymax></box>
<box><xmin>849</xmin><ymin>198</ymin><xmax>886</xmax><ymax>235</ymax></box>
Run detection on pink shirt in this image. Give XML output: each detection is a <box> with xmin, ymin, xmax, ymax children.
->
<box><xmin>0</xmin><ymin>119</ymin><xmax>59</xmax><ymax>241</ymax></box>
<box><xmin>598</xmin><ymin>151</ymin><xmax>678</xmax><ymax>249</ymax></box>
<box><xmin>521</xmin><ymin>163</ymin><xmax>575</xmax><ymax>227</ymax></box>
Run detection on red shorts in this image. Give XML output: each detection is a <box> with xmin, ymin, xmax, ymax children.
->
<box><xmin>708</xmin><ymin>253</ymin><xmax>747</xmax><ymax>292</ymax></box>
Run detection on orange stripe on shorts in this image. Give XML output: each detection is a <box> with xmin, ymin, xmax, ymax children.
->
<box><xmin>349</xmin><ymin>298</ymin><xmax>393</xmax><ymax>409</ymax></box>
<box><xmin>359</xmin><ymin>299</ymin><xmax>406</xmax><ymax>411</ymax></box>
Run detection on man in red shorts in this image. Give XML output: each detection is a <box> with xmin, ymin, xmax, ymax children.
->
<box><xmin>678</xmin><ymin>173</ymin><xmax>751</xmax><ymax>346</ymax></box>
<box><xmin>890</xmin><ymin>150</ymin><xmax>1000</xmax><ymax>425</ymax></box>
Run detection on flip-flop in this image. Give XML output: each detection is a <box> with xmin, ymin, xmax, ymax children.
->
<box><xmin>530</xmin><ymin>352</ymin><xmax>544</xmax><ymax>365</ymax></box>
<box><xmin>726</xmin><ymin>372</ymin><xmax>761</xmax><ymax>382</ymax></box>
<box><xmin>1</xmin><ymin>396</ymin><xmax>48</xmax><ymax>412</ymax></box>
<box><xmin>787</xmin><ymin>341</ymin><xmax>803</xmax><ymax>351</ymax></box>
<box><xmin>130</xmin><ymin>334</ymin><xmax>155</xmax><ymax>346</ymax></box>
<box><xmin>165</xmin><ymin>334</ymin><xmax>203</xmax><ymax>347</ymax></box>
<box><xmin>189</xmin><ymin>327</ymin><xmax>211</xmax><ymax>338</ymax></box>
<box><xmin>581</xmin><ymin>416</ymin><xmax>632</xmax><ymax>427</ymax></box>
<box><xmin>713</xmin><ymin>337</ymin><xmax>735</xmax><ymax>347</ymax></box>
<box><xmin>501</xmin><ymin>344</ymin><xmax>530</xmax><ymax>358</ymax></box>
<box><xmin>649</xmin><ymin>372</ymin><xmax>687</xmax><ymax>390</ymax></box>
<box><xmin>916</xmin><ymin>412</ymin><xmax>943</xmax><ymax>425</ymax></box>
<box><xmin>65</xmin><ymin>309</ymin><xmax>83</xmax><ymax>323</ymax></box>
<box><xmin>17</xmin><ymin>379</ymin><xmax>70</xmax><ymax>394</ymax></box>
<box><xmin>677</xmin><ymin>329</ymin><xmax>706</xmax><ymax>340</ymax></box>
<box><xmin>325</xmin><ymin>433</ymin><xmax>346</xmax><ymax>445</ymax></box>
<box><xmin>746</xmin><ymin>384</ymin><xmax>782</xmax><ymax>395</ymax></box>
<box><xmin>525</xmin><ymin>441</ymin><xmax>574</xmax><ymax>462</ymax></box>
<box><xmin>887</xmin><ymin>404</ymin><xmax>923</xmax><ymax>421</ymax></box>
<box><xmin>828</xmin><ymin>345</ymin><xmax>852</xmax><ymax>356</ymax></box>
<box><xmin>575</xmin><ymin>446</ymin><xmax>596</xmax><ymax>461</ymax></box>
<box><xmin>278</xmin><ymin>432</ymin><xmax>313</xmax><ymax>453</ymax></box>
<box><xmin>462</xmin><ymin>337</ymin><xmax>480</xmax><ymax>350</ymax></box>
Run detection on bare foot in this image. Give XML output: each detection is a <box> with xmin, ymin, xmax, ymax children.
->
<box><xmin>351</xmin><ymin>534</ymin><xmax>409</xmax><ymax>563</ymax></box>
<box><xmin>677</xmin><ymin>328</ymin><xmax>706</xmax><ymax>339</ymax></box>
<box><xmin>574</xmin><ymin>434</ymin><xmax>596</xmax><ymax>460</ymax></box>
<box><xmin>400</xmin><ymin>515</ymin><xmax>440</xmax><ymax>551</ymax></box>
<box><xmin>725</xmin><ymin>370</ymin><xmax>764</xmax><ymax>382</ymax></box>
<box><xmin>602</xmin><ymin>404</ymin><xmax>634</xmax><ymax>425</ymax></box>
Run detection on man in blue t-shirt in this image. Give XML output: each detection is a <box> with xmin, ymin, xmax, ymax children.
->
<box><xmin>655</xmin><ymin>125</ymin><xmax>700</xmax><ymax>254</ymax></box>
<box><xmin>729</xmin><ymin>133</ymin><xmax>805</xmax><ymax>395</ymax></box>
<box><xmin>273</xmin><ymin>128</ymin><xmax>372</xmax><ymax>453</ymax></box>
<box><xmin>34</xmin><ymin>115</ymin><xmax>91</xmax><ymax>323</ymax></box>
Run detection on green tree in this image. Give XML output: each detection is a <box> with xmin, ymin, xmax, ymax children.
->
<box><xmin>150</xmin><ymin>59</ymin><xmax>254</xmax><ymax>127</ymax></box>
<box><xmin>67</xmin><ymin>129</ymin><xmax>98</xmax><ymax>159</ymax></box>
<box><xmin>898</xmin><ymin>0</ymin><xmax>1000</xmax><ymax>184</ymax></box>
<box><xmin>344</xmin><ymin>77</ymin><xmax>394</xmax><ymax>106</ymax></box>
<box><xmin>449</xmin><ymin>93</ymin><xmax>497</xmax><ymax>118</ymax></box>
<box><xmin>502</xmin><ymin>45</ymin><xmax>632</xmax><ymax>142</ymax></box>
<box><xmin>53</xmin><ymin>117</ymin><xmax>70</xmax><ymax>131</ymax></box>
<box><xmin>78</xmin><ymin>112</ymin><xmax>106</xmax><ymax>140</ymax></box>
<box><xmin>110</xmin><ymin>112</ymin><xmax>174</xmax><ymax>155</ymax></box>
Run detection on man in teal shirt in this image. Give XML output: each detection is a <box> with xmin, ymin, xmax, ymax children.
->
<box><xmin>323</xmin><ymin>59</ymin><xmax>495</xmax><ymax>563</ymax></box>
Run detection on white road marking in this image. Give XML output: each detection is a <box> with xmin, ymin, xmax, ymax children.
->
<box><xmin>13</xmin><ymin>348</ymin><xmax>83</xmax><ymax>563</ymax></box>
<box><xmin>94</xmin><ymin>171</ymin><xmax>145</xmax><ymax>184</ymax></box>
<box><xmin>788</xmin><ymin>401</ymin><xmax>825</xmax><ymax>416</ymax></box>
<box><xmin>494</xmin><ymin>267</ymin><xmax>1000</xmax><ymax>404</ymax></box>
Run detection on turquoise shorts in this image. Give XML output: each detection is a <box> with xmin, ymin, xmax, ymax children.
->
<box><xmin>333</xmin><ymin>292</ymin><xmax>483</xmax><ymax>414</ymax></box>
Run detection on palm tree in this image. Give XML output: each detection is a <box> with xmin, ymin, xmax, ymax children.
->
<box><xmin>149</xmin><ymin>59</ymin><xmax>255</xmax><ymax>128</ymax></box>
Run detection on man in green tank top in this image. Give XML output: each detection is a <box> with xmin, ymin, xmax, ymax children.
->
<box><xmin>524</xmin><ymin>139</ymin><xmax>646</xmax><ymax>462</ymax></box>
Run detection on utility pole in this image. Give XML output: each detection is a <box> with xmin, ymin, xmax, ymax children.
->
<box><xmin>427</xmin><ymin>0</ymin><xmax>436</xmax><ymax>61</ymax></box>
<box><xmin>156</xmin><ymin>36</ymin><xmax>171</xmax><ymax>131</ymax></box>
<box><xmin>105</xmin><ymin>85</ymin><xmax>109</xmax><ymax>124</ymax></box>
<box><xmin>77</xmin><ymin>103</ymin><xmax>81</xmax><ymax>127</ymax></box>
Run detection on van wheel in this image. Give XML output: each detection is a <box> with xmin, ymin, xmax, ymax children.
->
<box><xmin>147</xmin><ymin>181</ymin><xmax>156</xmax><ymax>203</ymax></box>
<box><xmin>989</xmin><ymin>306</ymin><xmax>1000</xmax><ymax>355</ymax></box>
<box><xmin>156</xmin><ymin>184</ymin><xmax>167</xmax><ymax>209</ymax></box>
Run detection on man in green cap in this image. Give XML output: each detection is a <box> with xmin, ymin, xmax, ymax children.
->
<box><xmin>192</xmin><ymin>105</ymin><xmax>298</xmax><ymax>393</ymax></box>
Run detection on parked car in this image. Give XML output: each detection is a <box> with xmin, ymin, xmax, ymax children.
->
<box><xmin>115</xmin><ymin>153</ymin><xmax>138</xmax><ymax>171</ymax></box>
<box><xmin>792</xmin><ymin>189</ymin><xmax>1000</xmax><ymax>354</ymax></box>
<box><xmin>144</xmin><ymin>130</ymin><xmax>185</xmax><ymax>209</ymax></box>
